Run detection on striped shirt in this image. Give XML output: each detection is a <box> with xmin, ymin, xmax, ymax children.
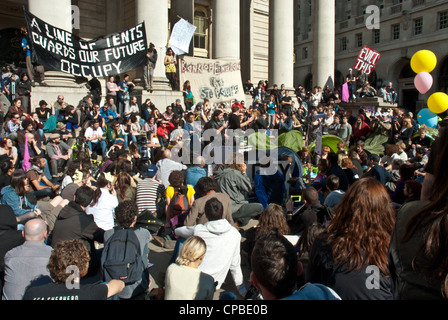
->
<box><xmin>136</xmin><ymin>178</ymin><xmax>165</xmax><ymax>215</ymax></box>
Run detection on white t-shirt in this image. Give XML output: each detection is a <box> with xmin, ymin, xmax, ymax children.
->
<box><xmin>86</xmin><ymin>188</ymin><xmax>119</xmax><ymax>231</ymax></box>
<box><xmin>85</xmin><ymin>126</ymin><xmax>104</xmax><ymax>144</ymax></box>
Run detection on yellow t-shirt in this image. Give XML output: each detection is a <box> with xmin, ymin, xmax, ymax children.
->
<box><xmin>166</xmin><ymin>185</ymin><xmax>195</xmax><ymax>206</ymax></box>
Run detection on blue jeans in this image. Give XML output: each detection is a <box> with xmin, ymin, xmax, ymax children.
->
<box><xmin>169</xmin><ymin>237</ymin><xmax>186</xmax><ymax>265</ymax></box>
<box><xmin>88</xmin><ymin>140</ymin><xmax>107</xmax><ymax>156</ymax></box>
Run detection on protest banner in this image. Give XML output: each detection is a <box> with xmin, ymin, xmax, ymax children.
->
<box><xmin>353</xmin><ymin>46</ymin><xmax>381</xmax><ymax>76</ymax></box>
<box><xmin>169</xmin><ymin>18</ymin><xmax>196</xmax><ymax>56</ymax></box>
<box><xmin>180</xmin><ymin>56</ymin><xmax>245</xmax><ymax>106</ymax></box>
<box><xmin>24</xmin><ymin>9</ymin><xmax>147</xmax><ymax>78</ymax></box>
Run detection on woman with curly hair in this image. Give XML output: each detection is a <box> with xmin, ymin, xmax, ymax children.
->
<box><xmin>23</xmin><ymin>239</ymin><xmax>124</xmax><ymax>300</ymax></box>
<box><xmin>243</xmin><ymin>204</ymin><xmax>291</xmax><ymax>269</ymax></box>
<box><xmin>307</xmin><ymin>177</ymin><xmax>396</xmax><ymax>300</ymax></box>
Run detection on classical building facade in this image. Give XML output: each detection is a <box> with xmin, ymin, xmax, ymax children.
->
<box><xmin>294</xmin><ymin>0</ymin><xmax>448</xmax><ymax>113</ymax></box>
<box><xmin>1</xmin><ymin>0</ymin><xmax>447</xmax><ymax>113</ymax></box>
<box><xmin>0</xmin><ymin>0</ymin><xmax>297</xmax><ymax>107</ymax></box>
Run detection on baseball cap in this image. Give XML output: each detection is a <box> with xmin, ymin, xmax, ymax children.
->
<box><xmin>147</xmin><ymin>164</ymin><xmax>158</xmax><ymax>178</ymax></box>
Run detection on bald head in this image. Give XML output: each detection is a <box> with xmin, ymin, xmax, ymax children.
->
<box><xmin>24</xmin><ymin>219</ymin><xmax>47</xmax><ymax>242</ymax></box>
<box><xmin>163</xmin><ymin>149</ymin><xmax>172</xmax><ymax>159</ymax></box>
<box><xmin>194</xmin><ymin>155</ymin><xmax>205</xmax><ymax>167</ymax></box>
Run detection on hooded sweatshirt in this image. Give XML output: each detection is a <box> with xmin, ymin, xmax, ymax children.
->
<box><xmin>175</xmin><ymin>219</ymin><xmax>243</xmax><ymax>289</ymax></box>
<box><xmin>51</xmin><ymin>201</ymin><xmax>104</xmax><ymax>255</ymax></box>
<box><xmin>213</xmin><ymin>165</ymin><xmax>252</xmax><ymax>213</ymax></box>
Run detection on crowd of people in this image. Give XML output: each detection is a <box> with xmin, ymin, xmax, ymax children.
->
<box><xmin>1</xmin><ymin>45</ymin><xmax>448</xmax><ymax>301</ymax></box>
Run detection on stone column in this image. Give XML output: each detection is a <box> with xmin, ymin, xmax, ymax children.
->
<box><xmin>136</xmin><ymin>0</ymin><xmax>170</xmax><ymax>90</ymax></box>
<box><xmin>212</xmin><ymin>0</ymin><xmax>240</xmax><ymax>60</ymax></box>
<box><xmin>28</xmin><ymin>0</ymin><xmax>78</xmax><ymax>88</ymax></box>
<box><xmin>28</xmin><ymin>0</ymin><xmax>72</xmax><ymax>31</ymax></box>
<box><xmin>312</xmin><ymin>0</ymin><xmax>335</xmax><ymax>89</ymax></box>
<box><xmin>269</xmin><ymin>0</ymin><xmax>294</xmax><ymax>90</ymax></box>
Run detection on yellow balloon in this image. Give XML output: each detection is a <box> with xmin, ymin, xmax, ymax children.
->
<box><xmin>411</xmin><ymin>50</ymin><xmax>437</xmax><ymax>74</ymax></box>
<box><xmin>428</xmin><ymin>92</ymin><xmax>448</xmax><ymax>114</ymax></box>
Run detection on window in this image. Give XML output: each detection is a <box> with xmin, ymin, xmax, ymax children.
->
<box><xmin>392</xmin><ymin>24</ymin><xmax>400</xmax><ymax>40</ymax></box>
<box><xmin>356</xmin><ymin>33</ymin><xmax>363</xmax><ymax>47</ymax></box>
<box><xmin>194</xmin><ymin>9</ymin><xmax>208</xmax><ymax>50</ymax></box>
<box><xmin>346</xmin><ymin>10</ymin><xmax>351</xmax><ymax>20</ymax></box>
<box><xmin>373</xmin><ymin>29</ymin><xmax>380</xmax><ymax>44</ymax></box>
<box><xmin>341</xmin><ymin>37</ymin><xmax>348</xmax><ymax>51</ymax></box>
<box><xmin>413</xmin><ymin>17</ymin><xmax>423</xmax><ymax>35</ymax></box>
<box><xmin>439</xmin><ymin>11</ymin><xmax>448</xmax><ymax>30</ymax></box>
<box><xmin>302</xmin><ymin>47</ymin><xmax>309</xmax><ymax>60</ymax></box>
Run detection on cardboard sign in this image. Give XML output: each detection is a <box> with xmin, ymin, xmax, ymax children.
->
<box><xmin>354</xmin><ymin>46</ymin><xmax>381</xmax><ymax>76</ymax></box>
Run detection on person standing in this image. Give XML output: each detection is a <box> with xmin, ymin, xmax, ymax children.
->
<box><xmin>346</xmin><ymin>68</ymin><xmax>356</xmax><ymax>103</ymax></box>
<box><xmin>16</xmin><ymin>74</ymin><xmax>32</xmax><ymax>114</ymax></box>
<box><xmin>144</xmin><ymin>43</ymin><xmax>158</xmax><ymax>92</ymax></box>
<box><xmin>164</xmin><ymin>48</ymin><xmax>178</xmax><ymax>91</ymax></box>
<box><xmin>21</xmin><ymin>27</ymin><xmax>47</xmax><ymax>87</ymax></box>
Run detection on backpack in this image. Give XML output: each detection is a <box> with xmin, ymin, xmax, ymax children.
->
<box><xmin>101</xmin><ymin>227</ymin><xmax>144</xmax><ymax>285</ymax></box>
<box><xmin>169</xmin><ymin>186</ymin><xmax>190</xmax><ymax>228</ymax></box>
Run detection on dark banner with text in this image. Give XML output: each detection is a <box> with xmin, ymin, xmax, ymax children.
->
<box><xmin>24</xmin><ymin>9</ymin><xmax>147</xmax><ymax>78</ymax></box>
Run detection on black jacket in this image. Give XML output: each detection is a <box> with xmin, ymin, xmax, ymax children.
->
<box><xmin>51</xmin><ymin>202</ymin><xmax>104</xmax><ymax>255</ymax></box>
<box><xmin>388</xmin><ymin>201</ymin><xmax>445</xmax><ymax>300</ymax></box>
<box><xmin>307</xmin><ymin>233</ymin><xmax>394</xmax><ymax>300</ymax></box>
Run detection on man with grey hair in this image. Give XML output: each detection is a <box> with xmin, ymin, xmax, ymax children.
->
<box><xmin>2</xmin><ymin>219</ymin><xmax>52</xmax><ymax>300</ymax></box>
<box><xmin>156</xmin><ymin>149</ymin><xmax>187</xmax><ymax>188</ymax></box>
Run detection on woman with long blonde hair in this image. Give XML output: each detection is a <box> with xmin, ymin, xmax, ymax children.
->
<box><xmin>307</xmin><ymin>177</ymin><xmax>396</xmax><ymax>300</ymax></box>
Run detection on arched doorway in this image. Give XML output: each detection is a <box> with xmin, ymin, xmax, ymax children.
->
<box><xmin>398</xmin><ymin>60</ymin><xmax>419</xmax><ymax>114</ymax></box>
<box><xmin>304</xmin><ymin>74</ymin><xmax>313</xmax><ymax>92</ymax></box>
<box><xmin>438</xmin><ymin>57</ymin><xmax>448</xmax><ymax>94</ymax></box>
<box><xmin>0</xmin><ymin>28</ymin><xmax>26</xmax><ymax>68</ymax></box>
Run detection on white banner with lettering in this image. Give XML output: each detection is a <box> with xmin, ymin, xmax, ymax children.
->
<box><xmin>179</xmin><ymin>56</ymin><xmax>245</xmax><ymax>106</ymax></box>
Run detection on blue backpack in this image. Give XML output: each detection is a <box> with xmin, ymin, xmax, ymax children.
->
<box><xmin>101</xmin><ymin>228</ymin><xmax>144</xmax><ymax>285</ymax></box>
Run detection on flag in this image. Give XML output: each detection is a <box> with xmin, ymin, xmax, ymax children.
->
<box><xmin>22</xmin><ymin>134</ymin><xmax>31</xmax><ymax>171</ymax></box>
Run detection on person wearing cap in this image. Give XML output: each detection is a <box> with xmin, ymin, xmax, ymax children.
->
<box><xmin>46</xmin><ymin>133</ymin><xmax>72</xmax><ymax>179</ymax></box>
<box><xmin>231</xmin><ymin>98</ymin><xmax>243</xmax><ymax>110</ymax></box>
<box><xmin>135</xmin><ymin>164</ymin><xmax>165</xmax><ymax>216</ymax></box>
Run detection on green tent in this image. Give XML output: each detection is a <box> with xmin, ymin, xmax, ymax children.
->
<box><xmin>364</xmin><ymin>133</ymin><xmax>389</xmax><ymax>156</ymax></box>
<box><xmin>309</xmin><ymin>135</ymin><xmax>346</xmax><ymax>154</ymax></box>
<box><xmin>247</xmin><ymin>132</ymin><xmax>273</xmax><ymax>151</ymax></box>
<box><xmin>277</xmin><ymin>130</ymin><xmax>304</xmax><ymax>153</ymax></box>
